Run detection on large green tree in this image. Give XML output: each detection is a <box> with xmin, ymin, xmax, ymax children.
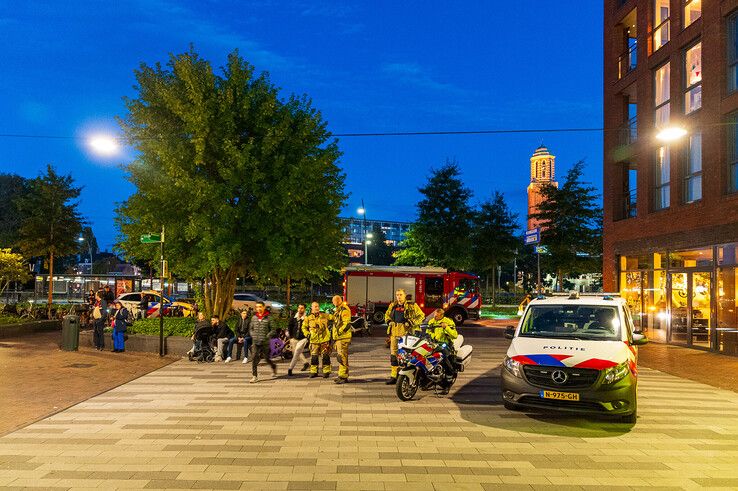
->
<box><xmin>0</xmin><ymin>248</ymin><xmax>31</xmax><ymax>296</ymax></box>
<box><xmin>529</xmin><ymin>160</ymin><xmax>602</xmax><ymax>291</ymax></box>
<box><xmin>367</xmin><ymin>223</ymin><xmax>394</xmax><ymax>266</ymax></box>
<box><xmin>472</xmin><ymin>192</ymin><xmax>519</xmax><ymax>301</ymax></box>
<box><xmin>15</xmin><ymin>165</ymin><xmax>83</xmax><ymax>315</ymax></box>
<box><xmin>0</xmin><ymin>173</ymin><xmax>29</xmax><ymax>248</ymax></box>
<box><xmin>116</xmin><ymin>48</ymin><xmax>345</xmax><ymax>318</ymax></box>
<box><xmin>396</xmin><ymin>160</ymin><xmax>473</xmax><ymax>269</ymax></box>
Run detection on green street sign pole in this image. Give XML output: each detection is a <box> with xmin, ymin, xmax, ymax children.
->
<box><xmin>159</xmin><ymin>225</ymin><xmax>165</xmax><ymax>357</ymax></box>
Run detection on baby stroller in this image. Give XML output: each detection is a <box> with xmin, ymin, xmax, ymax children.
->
<box><xmin>269</xmin><ymin>329</ymin><xmax>293</xmax><ymax>360</ymax></box>
<box><xmin>189</xmin><ymin>324</ymin><xmax>216</xmax><ymax>363</ymax></box>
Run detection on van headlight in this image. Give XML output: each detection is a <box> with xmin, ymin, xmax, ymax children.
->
<box><xmin>503</xmin><ymin>356</ymin><xmax>522</xmax><ymax>378</ymax></box>
<box><xmin>603</xmin><ymin>361</ymin><xmax>630</xmax><ymax>385</ymax></box>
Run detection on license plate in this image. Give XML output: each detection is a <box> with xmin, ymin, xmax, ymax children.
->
<box><xmin>540</xmin><ymin>390</ymin><xmax>580</xmax><ymax>401</ymax></box>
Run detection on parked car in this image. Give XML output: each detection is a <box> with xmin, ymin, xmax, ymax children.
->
<box><xmin>501</xmin><ymin>292</ymin><xmax>648</xmax><ymax>423</ymax></box>
<box><xmin>232</xmin><ymin>293</ymin><xmax>284</xmax><ymax>313</ymax></box>
<box><xmin>115</xmin><ymin>290</ymin><xmax>196</xmax><ymax>318</ymax></box>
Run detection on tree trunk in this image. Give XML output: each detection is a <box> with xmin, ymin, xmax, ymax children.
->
<box><xmin>204</xmin><ymin>267</ymin><xmax>238</xmax><ymax>319</ymax></box>
<box><xmin>557</xmin><ymin>268</ymin><xmax>564</xmax><ymax>292</ymax></box>
<box><xmin>285</xmin><ymin>276</ymin><xmax>291</xmax><ymax>317</ymax></box>
<box><xmin>47</xmin><ymin>252</ymin><xmax>54</xmax><ymax>318</ymax></box>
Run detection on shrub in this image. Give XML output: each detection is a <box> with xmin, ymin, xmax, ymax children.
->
<box><xmin>129</xmin><ymin>317</ymin><xmax>196</xmax><ymax>337</ymax></box>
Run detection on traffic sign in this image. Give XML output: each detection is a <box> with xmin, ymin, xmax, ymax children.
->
<box><xmin>140</xmin><ymin>233</ymin><xmax>162</xmax><ymax>244</ymax></box>
<box><xmin>524</xmin><ymin>228</ymin><xmax>540</xmax><ymax>245</ymax></box>
<box><xmin>535</xmin><ymin>245</ymin><xmax>548</xmax><ymax>254</ymax></box>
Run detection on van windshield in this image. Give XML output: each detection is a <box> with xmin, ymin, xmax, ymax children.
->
<box><xmin>520</xmin><ymin>305</ymin><xmax>622</xmax><ymax>341</ymax></box>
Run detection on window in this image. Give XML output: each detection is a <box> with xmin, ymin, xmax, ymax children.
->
<box><xmin>653</xmin><ymin>0</ymin><xmax>670</xmax><ymax>51</ymax></box>
<box><xmin>424</xmin><ymin>277</ymin><xmax>444</xmax><ymax>308</ymax></box>
<box><xmin>655</xmin><ymin>146</ymin><xmax>670</xmax><ymax>209</ymax></box>
<box><xmin>654</xmin><ymin>63</ymin><xmax>670</xmax><ymax>127</ymax></box>
<box><xmin>685</xmin><ymin>133</ymin><xmax>702</xmax><ymax>202</ymax></box>
<box><xmin>728</xmin><ymin>112</ymin><xmax>738</xmax><ymax>193</ymax></box>
<box><xmin>684</xmin><ymin>42</ymin><xmax>702</xmax><ymax>113</ymax></box>
<box><xmin>729</xmin><ymin>13</ymin><xmax>738</xmax><ymax>93</ymax></box>
<box><xmin>684</xmin><ymin>0</ymin><xmax>701</xmax><ymax>28</ymax></box>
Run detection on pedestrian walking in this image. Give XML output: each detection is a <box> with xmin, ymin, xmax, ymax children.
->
<box><xmin>331</xmin><ymin>295</ymin><xmax>352</xmax><ymax>384</ymax></box>
<box><xmin>287</xmin><ymin>304</ymin><xmax>309</xmax><ymax>376</ymax></box>
<box><xmin>111</xmin><ymin>300</ymin><xmax>129</xmax><ymax>353</ymax></box>
<box><xmin>91</xmin><ymin>292</ymin><xmax>108</xmax><ymax>350</ymax></box>
<box><xmin>302</xmin><ymin>302</ymin><xmax>331</xmax><ymax>378</ymax></box>
<box><xmin>249</xmin><ymin>301</ymin><xmax>277</xmax><ymax>383</ymax></box>
<box><xmin>384</xmin><ymin>289</ymin><xmax>425</xmax><ymax>385</ymax></box>
<box><xmin>225</xmin><ymin>309</ymin><xmax>252</xmax><ymax>363</ymax></box>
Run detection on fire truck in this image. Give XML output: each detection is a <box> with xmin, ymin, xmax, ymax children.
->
<box><xmin>343</xmin><ymin>265</ymin><xmax>481</xmax><ymax>326</ymax></box>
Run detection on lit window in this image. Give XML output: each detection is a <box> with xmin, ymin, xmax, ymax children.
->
<box><xmin>684</xmin><ymin>42</ymin><xmax>702</xmax><ymax>114</ymax></box>
<box><xmin>655</xmin><ymin>146</ymin><xmax>670</xmax><ymax>209</ymax></box>
<box><xmin>684</xmin><ymin>0</ymin><xmax>701</xmax><ymax>28</ymax></box>
<box><xmin>654</xmin><ymin>63</ymin><xmax>670</xmax><ymax>127</ymax></box>
<box><xmin>652</xmin><ymin>0</ymin><xmax>670</xmax><ymax>51</ymax></box>
<box><xmin>684</xmin><ymin>133</ymin><xmax>702</xmax><ymax>202</ymax></box>
<box><xmin>727</xmin><ymin>112</ymin><xmax>738</xmax><ymax>193</ymax></box>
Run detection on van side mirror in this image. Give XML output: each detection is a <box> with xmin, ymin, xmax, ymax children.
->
<box><xmin>631</xmin><ymin>332</ymin><xmax>649</xmax><ymax>346</ymax></box>
<box><xmin>505</xmin><ymin>325</ymin><xmax>515</xmax><ymax>340</ymax></box>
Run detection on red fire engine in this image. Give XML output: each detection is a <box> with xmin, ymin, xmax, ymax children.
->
<box><xmin>343</xmin><ymin>265</ymin><xmax>481</xmax><ymax>326</ymax></box>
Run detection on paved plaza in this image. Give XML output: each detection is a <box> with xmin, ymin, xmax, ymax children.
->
<box><xmin>1</xmin><ymin>336</ymin><xmax>738</xmax><ymax>490</ymax></box>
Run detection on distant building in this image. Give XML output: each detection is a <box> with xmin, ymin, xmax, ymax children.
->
<box><xmin>526</xmin><ymin>145</ymin><xmax>558</xmax><ymax>231</ymax></box>
<box><xmin>342</xmin><ymin>218</ymin><xmax>412</xmax><ymax>246</ymax></box>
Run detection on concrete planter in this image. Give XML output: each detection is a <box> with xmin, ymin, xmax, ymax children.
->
<box><xmin>79</xmin><ymin>330</ymin><xmax>191</xmax><ymax>355</ymax></box>
<box><xmin>0</xmin><ymin>320</ymin><xmax>61</xmax><ymax>339</ymax></box>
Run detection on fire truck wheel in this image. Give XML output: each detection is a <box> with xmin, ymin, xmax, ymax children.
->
<box><xmin>372</xmin><ymin>309</ymin><xmax>386</xmax><ymax>325</ymax></box>
<box><xmin>448</xmin><ymin>308</ymin><xmax>466</xmax><ymax>326</ymax></box>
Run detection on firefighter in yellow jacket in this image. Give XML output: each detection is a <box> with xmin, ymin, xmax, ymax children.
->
<box><xmin>331</xmin><ymin>295</ymin><xmax>352</xmax><ymax>384</ymax></box>
<box><xmin>301</xmin><ymin>302</ymin><xmax>332</xmax><ymax>378</ymax></box>
<box><xmin>384</xmin><ymin>288</ymin><xmax>425</xmax><ymax>384</ymax></box>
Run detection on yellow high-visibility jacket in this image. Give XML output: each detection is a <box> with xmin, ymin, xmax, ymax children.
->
<box><xmin>428</xmin><ymin>316</ymin><xmax>458</xmax><ymax>346</ymax></box>
<box><xmin>302</xmin><ymin>312</ymin><xmax>331</xmax><ymax>344</ymax></box>
<box><xmin>332</xmin><ymin>302</ymin><xmax>352</xmax><ymax>341</ymax></box>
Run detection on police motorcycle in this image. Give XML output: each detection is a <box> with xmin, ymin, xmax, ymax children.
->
<box><xmin>395</xmin><ymin>325</ymin><xmax>473</xmax><ymax>401</ymax></box>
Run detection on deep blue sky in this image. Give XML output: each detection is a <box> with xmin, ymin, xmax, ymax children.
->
<box><xmin>0</xmin><ymin>1</ymin><xmax>603</xmax><ymax>250</ymax></box>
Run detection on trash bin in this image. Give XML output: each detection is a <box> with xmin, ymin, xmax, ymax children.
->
<box><xmin>61</xmin><ymin>314</ymin><xmax>80</xmax><ymax>351</ymax></box>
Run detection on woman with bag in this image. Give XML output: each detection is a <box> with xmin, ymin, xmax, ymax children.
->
<box><xmin>111</xmin><ymin>300</ymin><xmax>129</xmax><ymax>353</ymax></box>
<box><xmin>92</xmin><ymin>292</ymin><xmax>108</xmax><ymax>351</ymax></box>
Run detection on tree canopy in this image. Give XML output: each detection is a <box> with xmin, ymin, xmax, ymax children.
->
<box><xmin>0</xmin><ymin>249</ymin><xmax>30</xmax><ymax>296</ymax></box>
<box><xmin>0</xmin><ymin>173</ymin><xmax>29</xmax><ymax>249</ymax></box>
<box><xmin>116</xmin><ymin>48</ymin><xmax>346</xmax><ymax>318</ymax></box>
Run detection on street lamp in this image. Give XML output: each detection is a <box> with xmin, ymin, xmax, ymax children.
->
<box><xmin>358</xmin><ymin>200</ymin><xmax>370</xmax><ymax>265</ymax></box>
<box><xmin>655</xmin><ymin>126</ymin><xmax>688</xmax><ymax>142</ymax></box>
<box><xmin>87</xmin><ymin>134</ymin><xmax>121</xmax><ymax>157</ymax></box>
<box><xmin>78</xmin><ymin>235</ymin><xmax>93</xmax><ymax>273</ymax></box>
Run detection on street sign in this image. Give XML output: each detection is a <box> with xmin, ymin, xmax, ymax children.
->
<box><xmin>140</xmin><ymin>233</ymin><xmax>162</xmax><ymax>244</ymax></box>
<box><xmin>524</xmin><ymin>228</ymin><xmax>540</xmax><ymax>245</ymax></box>
<box><xmin>535</xmin><ymin>245</ymin><xmax>548</xmax><ymax>254</ymax></box>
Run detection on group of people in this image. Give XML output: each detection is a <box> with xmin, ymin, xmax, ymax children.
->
<box><xmin>89</xmin><ymin>286</ymin><xmax>131</xmax><ymax>353</ymax></box>
<box><xmin>190</xmin><ymin>288</ymin><xmax>460</xmax><ymax>386</ymax></box>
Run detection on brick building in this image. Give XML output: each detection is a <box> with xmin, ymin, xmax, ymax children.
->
<box><xmin>527</xmin><ymin>145</ymin><xmax>558</xmax><ymax>231</ymax></box>
<box><xmin>604</xmin><ymin>0</ymin><xmax>738</xmax><ymax>355</ymax></box>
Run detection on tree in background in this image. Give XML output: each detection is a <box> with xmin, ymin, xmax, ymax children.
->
<box><xmin>367</xmin><ymin>223</ymin><xmax>394</xmax><ymax>266</ymax></box>
<box><xmin>529</xmin><ymin>160</ymin><xmax>602</xmax><ymax>291</ymax></box>
<box><xmin>77</xmin><ymin>225</ymin><xmax>99</xmax><ymax>264</ymax></box>
<box><xmin>472</xmin><ymin>192</ymin><xmax>519</xmax><ymax>303</ymax></box>
<box><xmin>0</xmin><ymin>249</ymin><xmax>31</xmax><ymax>296</ymax></box>
<box><xmin>0</xmin><ymin>174</ymin><xmax>29</xmax><ymax>249</ymax></box>
<box><xmin>396</xmin><ymin>160</ymin><xmax>473</xmax><ymax>270</ymax></box>
<box><xmin>15</xmin><ymin>165</ymin><xmax>83</xmax><ymax>316</ymax></box>
<box><xmin>116</xmin><ymin>48</ymin><xmax>345</xmax><ymax>318</ymax></box>
<box><xmin>394</xmin><ymin>226</ymin><xmax>431</xmax><ymax>266</ymax></box>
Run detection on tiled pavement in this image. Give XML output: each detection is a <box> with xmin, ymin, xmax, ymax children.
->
<box><xmin>1</xmin><ymin>337</ymin><xmax>738</xmax><ymax>490</ymax></box>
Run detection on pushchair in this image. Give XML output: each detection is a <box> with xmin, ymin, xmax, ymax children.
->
<box><xmin>189</xmin><ymin>324</ymin><xmax>216</xmax><ymax>363</ymax></box>
<box><xmin>269</xmin><ymin>329</ymin><xmax>293</xmax><ymax>360</ymax></box>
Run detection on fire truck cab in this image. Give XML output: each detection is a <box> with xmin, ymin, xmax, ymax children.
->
<box><xmin>343</xmin><ymin>265</ymin><xmax>481</xmax><ymax>326</ymax></box>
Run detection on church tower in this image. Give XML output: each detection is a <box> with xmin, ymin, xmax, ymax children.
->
<box><xmin>527</xmin><ymin>145</ymin><xmax>558</xmax><ymax>231</ymax></box>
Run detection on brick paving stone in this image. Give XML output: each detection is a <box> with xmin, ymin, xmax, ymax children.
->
<box><xmin>1</xmin><ymin>337</ymin><xmax>738</xmax><ymax>489</ymax></box>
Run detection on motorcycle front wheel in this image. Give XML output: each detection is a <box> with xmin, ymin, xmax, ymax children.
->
<box><xmin>396</xmin><ymin>373</ymin><xmax>419</xmax><ymax>401</ymax></box>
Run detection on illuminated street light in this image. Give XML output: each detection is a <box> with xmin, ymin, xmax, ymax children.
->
<box><xmin>655</xmin><ymin>126</ymin><xmax>688</xmax><ymax>142</ymax></box>
<box><xmin>87</xmin><ymin>134</ymin><xmax>121</xmax><ymax>156</ymax></box>
<box><xmin>366</xmin><ymin>232</ymin><xmax>374</xmax><ymax>239</ymax></box>
<box><xmin>357</xmin><ymin>207</ymin><xmax>365</xmax><ymax>215</ymax></box>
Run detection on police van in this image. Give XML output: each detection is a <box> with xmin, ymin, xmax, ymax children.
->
<box><xmin>501</xmin><ymin>293</ymin><xmax>648</xmax><ymax>423</ymax></box>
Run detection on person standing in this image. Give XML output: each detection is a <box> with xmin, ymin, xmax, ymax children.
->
<box><xmin>286</xmin><ymin>304</ymin><xmax>310</xmax><ymax>376</ymax></box>
<box><xmin>92</xmin><ymin>292</ymin><xmax>108</xmax><ymax>350</ymax></box>
<box><xmin>302</xmin><ymin>302</ymin><xmax>331</xmax><ymax>378</ymax></box>
<box><xmin>225</xmin><ymin>309</ymin><xmax>252</xmax><ymax>363</ymax></box>
<box><xmin>331</xmin><ymin>295</ymin><xmax>352</xmax><ymax>385</ymax></box>
<box><xmin>384</xmin><ymin>289</ymin><xmax>425</xmax><ymax>385</ymax></box>
<box><xmin>249</xmin><ymin>301</ymin><xmax>277</xmax><ymax>383</ymax></box>
<box><xmin>111</xmin><ymin>300</ymin><xmax>129</xmax><ymax>353</ymax></box>
<box><xmin>103</xmin><ymin>285</ymin><xmax>115</xmax><ymax>305</ymax></box>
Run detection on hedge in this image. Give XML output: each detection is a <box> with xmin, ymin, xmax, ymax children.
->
<box><xmin>129</xmin><ymin>315</ymin><xmax>288</xmax><ymax>337</ymax></box>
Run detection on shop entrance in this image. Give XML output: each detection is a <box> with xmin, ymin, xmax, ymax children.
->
<box><xmin>669</xmin><ymin>270</ymin><xmax>713</xmax><ymax>348</ymax></box>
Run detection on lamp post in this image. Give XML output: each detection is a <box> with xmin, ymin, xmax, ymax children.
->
<box><xmin>358</xmin><ymin>200</ymin><xmax>370</xmax><ymax>265</ymax></box>
<box><xmin>77</xmin><ymin>235</ymin><xmax>93</xmax><ymax>274</ymax></box>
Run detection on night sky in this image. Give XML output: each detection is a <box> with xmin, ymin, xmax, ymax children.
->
<box><xmin>0</xmin><ymin>1</ymin><xmax>604</xmax><ymax>250</ymax></box>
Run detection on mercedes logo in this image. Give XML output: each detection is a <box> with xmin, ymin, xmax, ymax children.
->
<box><xmin>551</xmin><ymin>370</ymin><xmax>568</xmax><ymax>384</ymax></box>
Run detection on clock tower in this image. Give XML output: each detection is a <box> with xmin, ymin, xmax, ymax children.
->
<box><xmin>527</xmin><ymin>145</ymin><xmax>558</xmax><ymax>231</ymax></box>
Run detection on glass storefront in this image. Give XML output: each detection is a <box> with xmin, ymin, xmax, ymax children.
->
<box><xmin>618</xmin><ymin>245</ymin><xmax>737</xmax><ymax>355</ymax></box>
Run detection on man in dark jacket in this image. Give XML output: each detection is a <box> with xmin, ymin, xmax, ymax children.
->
<box><xmin>225</xmin><ymin>309</ymin><xmax>252</xmax><ymax>363</ymax></box>
<box><xmin>286</xmin><ymin>304</ymin><xmax>309</xmax><ymax>376</ymax></box>
<box><xmin>249</xmin><ymin>301</ymin><xmax>277</xmax><ymax>383</ymax></box>
<box><xmin>103</xmin><ymin>285</ymin><xmax>115</xmax><ymax>305</ymax></box>
<box><xmin>212</xmin><ymin>315</ymin><xmax>234</xmax><ymax>362</ymax></box>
